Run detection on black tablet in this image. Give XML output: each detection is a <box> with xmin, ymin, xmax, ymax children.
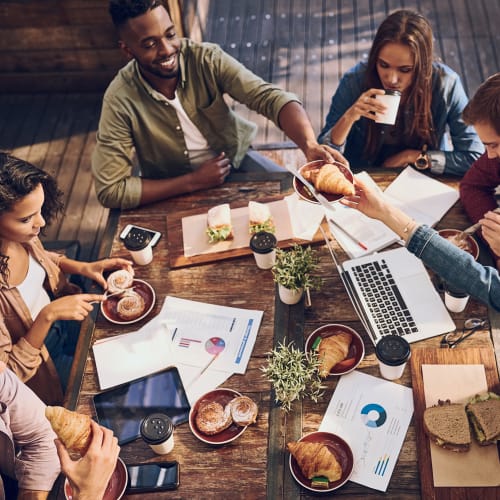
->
<box><xmin>92</xmin><ymin>367</ymin><xmax>190</xmax><ymax>445</ymax></box>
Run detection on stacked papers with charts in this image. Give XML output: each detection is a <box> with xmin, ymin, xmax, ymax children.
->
<box><xmin>327</xmin><ymin>167</ymin><xmax>459</xmax><ymax>258</ymax></box>
<box><xmin>92</xmin><ymin>296</ymin><xmax>263</xmax><ymax>405</ymax></box>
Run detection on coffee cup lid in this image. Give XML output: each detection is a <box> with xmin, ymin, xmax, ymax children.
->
<box><xmin>375</xmin><ymin>335</ymin><xmax>411</xmax><ymax>366</ymax></box>
<box><xmin>124</xmin><ymin>230</ymin><xmax>151</xmax><ymax>251</ymax></box>
<box><xmin>249</xmin><ymin>231</ymin><xmax>277</xmax><ymax>254</ymax></box>
<box><xmin>140</xmin><ymin>413</ymin><xmax>173</xmax><ymax>444</ymax></box>
<box><xmin>384</xmin><ymin>89</ymin><xmax>401</xmax><ymax>96</ymax></box>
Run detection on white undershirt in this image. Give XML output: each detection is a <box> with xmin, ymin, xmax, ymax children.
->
<box><xmin>17</xmin><ymin>254</ymin><xmax>51</xmax><ymax>320</ymax></box>
<box><xmin>167</xmin><ymin>93</ymin><xmax>217</xmax><ymax>166</ymax></box>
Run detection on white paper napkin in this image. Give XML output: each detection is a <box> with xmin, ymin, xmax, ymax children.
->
<box><xmin>285</xmin><ymin>192</ymin><xmax>325</xmax><ymax>240</ymax></box>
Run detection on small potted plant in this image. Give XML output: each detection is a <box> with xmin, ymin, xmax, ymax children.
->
<box><xmin>271</xmin><ymin>244</ymin><xmax>322</xmax><ymax>304</ymax></box>
<box><xmin>261</xmin><ymin>340</ymin><xmax>324</xmax><ymax>412</ymax></box>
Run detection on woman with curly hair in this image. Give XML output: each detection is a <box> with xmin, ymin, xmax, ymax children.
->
<box><xmin>318</xmin><ymin>9</ymin><xmax>483</xmax><ymax>176</ymax></box>
<box><xmin>0</xmin><ymin>152</ymin><xmax>132</xmax><ymax>404</ymax></box>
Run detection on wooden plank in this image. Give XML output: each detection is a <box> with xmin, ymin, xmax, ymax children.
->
<box><xmin>0</xmin><ymin>72</ymin><xmax>116</xmax><ymax>93</ymax></box>
<box><xmin>1</xmin><ymin>49</ymin><xmax>123</xmax><ymax>73</ymax></box>
<box><xmin>0</xmin><ymin>26</ymin><xmax>117</xmax><ymax>51</ymax></box>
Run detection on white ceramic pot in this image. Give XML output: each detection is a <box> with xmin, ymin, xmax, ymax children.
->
<box><xmin>278</xmin><ymin>284</ymin><xmax>304</xmax><ymax>305</ymax></box>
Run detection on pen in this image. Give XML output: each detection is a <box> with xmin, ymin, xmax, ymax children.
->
<box><xmin>328</xmin><ymin>218</ymin><xmax>368</xmax><ymax>250</ymax></box>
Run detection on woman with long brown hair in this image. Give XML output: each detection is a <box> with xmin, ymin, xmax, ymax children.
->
<box><xmin>318</xmin><ymin>10</ymin><xmax>483</xmax><ymax>176</ymax></box>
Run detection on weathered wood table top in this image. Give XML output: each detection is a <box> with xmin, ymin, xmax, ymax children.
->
<box><xmin>61</xmin><ymin>170</ymin><xmax>500</xmax><ymax>500</ymax></box>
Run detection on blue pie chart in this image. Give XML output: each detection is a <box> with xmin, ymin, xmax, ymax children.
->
<box><xmin>360</xmin><ymin>403</ymin><xmax>387</xmax><ymax>428</ymax></box>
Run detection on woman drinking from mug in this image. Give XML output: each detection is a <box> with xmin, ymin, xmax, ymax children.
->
<box><xmin>0</xmin><ymin>152</ymin><xmax>132</xmax><ymax>405</ymax></box>
<box><xmin>318</xmin><ymin>9</ymin><xmax>483</xmax><ymax>176</ymax></box>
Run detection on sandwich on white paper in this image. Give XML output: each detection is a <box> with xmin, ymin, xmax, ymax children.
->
<box><xmin>248</xmin><ymin>201</ymin><xmax>275</xmax><ymax>234</ymax></box>
<box><xmin>206</xmin><ymin>203</ymin><xmax>234</xmax><ymax>243</ymax></box>
<box><xmin>466</xmin><ymin>391</ymin><xmax>500</xmax><ymax>446</ymax></box>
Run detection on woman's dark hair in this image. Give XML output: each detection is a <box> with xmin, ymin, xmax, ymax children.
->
<box><xmin>109</xmin><ymin>0</ymin><xmax>168</xmax><ymax>29</ymax></box>
<box><xmin>0</xmin><ymin>152</ymin><xmax>64</xmax><ymax>283</ymax></box>
<box><xmin>364</xmin><ymin>10</ymin><xmax>436</xmax><ymax>158</ymax></box>
<box><xmin>463</xmin><ymin>72</ymin><xmax>500</xmax><ymax>135</ymax></box>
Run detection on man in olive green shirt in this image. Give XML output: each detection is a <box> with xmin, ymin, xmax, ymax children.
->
<box><xmin>93</xmin><ymin>0</ymin><xmax>346</xmax><ymax>209</ymax></box>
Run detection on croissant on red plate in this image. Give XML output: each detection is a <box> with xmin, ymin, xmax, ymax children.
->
<box><xmin>287</xmin><ymin>441</ymin><xmax>342</xmax><ymax>481</ymax></box>
<box><xmin>304</xmin><ymin>163</ymin><xmax>355</xmax><ymax>196</ymax></box>
<box><xmin>318</xmin><ymin>332</ymin><xmax>352</xmax><ymax>378</ymax></box>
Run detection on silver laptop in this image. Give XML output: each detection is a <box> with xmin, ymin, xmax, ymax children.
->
<box><xmin>322</xmin><ymin>233</ymin><xmax>455</xmax><ymax>344</ymax></box>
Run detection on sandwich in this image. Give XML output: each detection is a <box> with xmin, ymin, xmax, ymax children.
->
<box><xmin>423</xmin><ymin>400</ymin><xmax>471</xmax><ymax>452</ymax></box>
<box><xmin>206</xmin><ymin>203</ymin><xmax>234</xmax><ymax>243</ymax></box>
<box><xmin>466</xmin><ymin>392</ymin><xmax>500</xmax><ymax>446</ymax></box>
<box><xmin>248</xmin><ymin>201</ymin><xmax>275</xmax><ymax>234</ymax></box>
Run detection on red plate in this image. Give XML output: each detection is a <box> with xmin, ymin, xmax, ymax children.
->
<box><xmin>293</xmin><ymin>160</ymin><xmax>354</xmax><ymax>203</ymax></box>
<box><xmin>289</xmin><ymin>431</ymin><xmax>354</xmax><ymax>493</ymax></box>
<box><xmin>437</xmin><ymin>229</ymin><xmax>480</xmax><ymax>260</ymax></box>
<box><xmin>189</xmin><ymin>388</ymin><xmax>248</xmax><ymax>445</ymax></box>
<box><xmin>65</xmin><ymin>457</ymin><xmax>127</xmax><ymax>500</ymax></box>
<box><xmin>305</xmin><ymin>324</ymin><xmax>365</xmax><ymax>376</ymax></box>
<box><xmin>100</xmin><ymin>279</ymin><xmax>156</xmax><ymax>325</ymax></box>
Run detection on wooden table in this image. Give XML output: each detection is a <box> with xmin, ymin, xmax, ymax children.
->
<box><xmin>62</xmin><ymin>170</ymin><xmax>500</xmax><ymax>499</ymax></box>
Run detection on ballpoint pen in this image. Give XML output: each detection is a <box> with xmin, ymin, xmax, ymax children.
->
<box><xmin>327</xmin><ymin>217</ymin><xmax>368</xmax><ymax>251</ymax></box>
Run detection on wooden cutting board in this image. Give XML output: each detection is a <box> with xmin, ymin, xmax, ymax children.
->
<box><xmin>166</xmin><ymin>198</ymin><xmax>324</xmax><ymax>268</ymax></box>
<box><xmin>410</xmin><ymin>347</ymin><xmax>500</xmax><ymax>500</ymax></box>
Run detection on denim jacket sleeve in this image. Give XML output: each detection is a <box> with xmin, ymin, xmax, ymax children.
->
<box><xmin>406</xmin><ymin>225</ymin><xmax>500</xmax><ymax>310</ymax></box>
<box><xmin>429</xmin><ymin>64</ymin><xmax>484</xmax><ymax>177</ymax></box>
<box><xmin>318</xmin><ymin>63</ymin><xmax>366</xmax><ymax>149</ymax></box>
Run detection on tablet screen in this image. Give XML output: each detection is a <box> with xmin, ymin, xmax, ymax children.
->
<box><xmin>93</xmin><ymin>367</ymin><xmax>190</xmax><ymax>445</ymax></box>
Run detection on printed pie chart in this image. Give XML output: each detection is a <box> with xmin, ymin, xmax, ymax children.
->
<box><xmin>360</xmin><ymin>403</ymin><xmax>387</xmax><ymax>428</ymax></box>
<box><xmin>205</xmin><ymin>337</ymin><xmax>226</xmax><ymax>355</ymax></box>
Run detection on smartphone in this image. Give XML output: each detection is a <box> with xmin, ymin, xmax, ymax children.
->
<box><xmin>126</xmin><ymin>461</ymin><xmax>179</xmax><ymax>493</ymax></box>
<box><xmin>119</xmin><ymin>224</ymin><xmax>162</xmax><ymax>247</ymax></box>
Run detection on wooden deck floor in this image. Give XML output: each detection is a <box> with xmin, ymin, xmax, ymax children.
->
<box><xmin>0</xmin><ymin>0</ymin><xmax>499</xmax><ymax>261</ymax></box>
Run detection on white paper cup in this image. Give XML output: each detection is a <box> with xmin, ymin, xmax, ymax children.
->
<box><xmin>140</xmin><ymin>413</ymin><xmax>175</xmax><ymax>455</ymax></box>
<box><xmin>124</xmin><ymin>229</ymin><xmax>153</xmax><ymax>265</ymax></box>
<box><xmin>375</xmin><ymin>335</ymin><xmax>411</xmax><ymax>380</ymax></box>
<box><xmin>127</xmin><ymin>245</ymin><xmax>153</xmax><ymax>266</ymax></box>
<box><xmin>375</xmin><ymin>90</ymin><xmax>401</xmax><ymax>125</ymax></box>
<box><xmin>250</xmin><ymin>231</ymin><xmax>277</xmax><ymax>270</ymax></box>
<box><xmin>444</xmin><ymin>284</ymin><xmax>469</xmax><ymax>313</ymax></box>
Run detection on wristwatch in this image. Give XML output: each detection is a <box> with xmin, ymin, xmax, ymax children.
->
<box><xmin>412</xmin><ymin>144</ymin><xmax>430</xmax><ymax>171</ymax></box>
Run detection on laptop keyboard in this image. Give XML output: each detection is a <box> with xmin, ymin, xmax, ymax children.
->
<box><xmin>352</xmin><ymin>260</ymin><xmax>419</xmax><ymax>337</ymax></box>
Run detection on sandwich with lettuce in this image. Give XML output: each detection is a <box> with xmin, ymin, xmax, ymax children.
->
<box><xmin>466</xmin><ymin>391</ymin><xmax>500</xmax><ymax>446</ymax></box>
<box><xmin>206</xmin><ymin>203</ymin><xmax>234</xmax><ymax>243</ymax></box>
<box><xmin>248</xmin><ymin>201</ymin><xmax>275</xmax><ymax>234</ymax></box>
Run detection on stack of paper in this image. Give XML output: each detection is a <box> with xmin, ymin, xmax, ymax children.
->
<box><xmin>92</xmin><ymin>296</ymin><xmax>264</xmax><ymax>405</ymax></box>
<box><xmin>327</xmin><ymin>167</ymin><xmax>459</xmax><ymax>258</ymax></box>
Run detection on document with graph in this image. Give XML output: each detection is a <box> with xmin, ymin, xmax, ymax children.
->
<box><xmin>319</xmin><ymin>371</ymin><xmax>413</xmax><ymax>491</ymax></box>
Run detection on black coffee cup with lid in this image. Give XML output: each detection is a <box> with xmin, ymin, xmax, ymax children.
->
<box><xmin>249</xmin><ymin>231</ymin><xmax>277</xmax><ymax>269</ymax></box>
<box><xmin>375</xmin><ymin>335</ymin><xmax>411</xmax><ymax>380</ymax></box>
<box><xmin>140</xmin><ymin>413</ymin><xmax>174</xmax><ymax>454</ymax></box>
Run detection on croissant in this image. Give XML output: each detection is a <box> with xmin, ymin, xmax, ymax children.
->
<box><xmin>305</xmin><ymin>163</ymin><xmax>355</xmax><ymax>196</ymax></box>
<box><xmin>318</xmin><ymin>332</ymin><xmax>352</xmax><ymax>377</ymax></box>
<box><xmin>287</xmin><ymin>441</ymin><xmax>342</xmax><ymax>482</ymax></box>
<box><xmin>45</xmin><ymin>406</ymin><xmax>92</xmax><ymax>454</ymax></box>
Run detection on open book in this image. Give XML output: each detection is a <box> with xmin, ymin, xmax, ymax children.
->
<box><xmin>327</xmin><ymin>167</ymin><xmax>459</xmax><ymax>258</ymax></box>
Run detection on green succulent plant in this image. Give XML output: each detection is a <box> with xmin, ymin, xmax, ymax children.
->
<box><xmin>261</xmin><ymin>340</ymin><xmax>325</xmax><ymax>412</ymax></box>
<box><xmin>271</xmin><ymin>244</ymin><xmax>323</xmax><ymax>292</ymax></box>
